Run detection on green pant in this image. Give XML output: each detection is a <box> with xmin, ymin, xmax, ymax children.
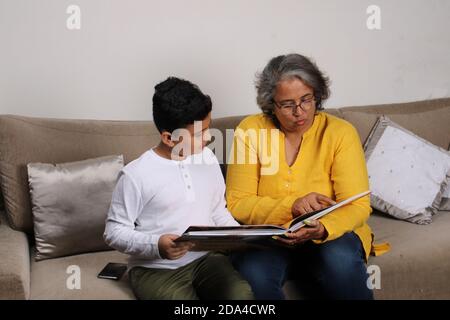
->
<box><xmin>129</xmin><ymin>253</ymin><xmax>254</xmax><ymax>300</ymax></box>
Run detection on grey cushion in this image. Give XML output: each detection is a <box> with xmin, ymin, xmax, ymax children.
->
<box><xmin>27</xmin><ymin>155</ymin><xmax>124</xmax><ymax>261</ymax></box>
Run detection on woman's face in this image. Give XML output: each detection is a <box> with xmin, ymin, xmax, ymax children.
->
<box><xmin>273</xmin><ymin>77</ymin><xmax>316</xmax><ymax>133</ymax></box>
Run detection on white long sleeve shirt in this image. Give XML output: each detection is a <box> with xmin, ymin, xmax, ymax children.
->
<box><xmin>104</xmin><ymin>146</ymin><xmax>239</xmax><ymax>270</ymax></box>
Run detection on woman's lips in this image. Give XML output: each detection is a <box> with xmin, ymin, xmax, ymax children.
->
<box><xmin>296</xmin><ymin>119</ymin><xmax>306</xmax><ymax>125</ymax></box>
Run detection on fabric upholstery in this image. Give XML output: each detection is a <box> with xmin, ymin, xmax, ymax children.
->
<box><xmin>368</xmin><ymin>210</ymin><xmax>450</xmax><ymax>299</ymax></box>
<box><xmin>30</xmin><ymin>249</ymin><xmax>134</xmax><ymax>299</ymax></box>
<box><xmin>0</xmin><ymin>115</ymin><xmax>160</xmax><ymax>233</ymax></box>
<box><xmin>0</xmin><ymin>210</ymin><xmax>30</xmax><ymax>299</ymax></box>
<box><xmin>28</xmin><ymin>155</ymin><xmax>124</xmax><ymax>260</ymax></box>
<box><xmin>341</xmin><ymin>105</ymin><xmax>450</xmax><ymax>148</ymax></box>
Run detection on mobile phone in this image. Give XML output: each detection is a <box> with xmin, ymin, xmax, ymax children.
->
<box><xmin>97</xmin><ymin>262</ymin><xmax>127</xmax><ymax>280</ymax></box>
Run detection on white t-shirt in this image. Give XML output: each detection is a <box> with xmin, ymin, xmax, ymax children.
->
<box><xmin>104</xmin><ymin>147</ymin><xmax>239</xmax><ymax>270</ymax></box>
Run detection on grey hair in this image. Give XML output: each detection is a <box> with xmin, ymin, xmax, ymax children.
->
<box><xmin>255</xmin><ymin>54</ymin><xmax>330</xmax><ymax>118</ymax></box>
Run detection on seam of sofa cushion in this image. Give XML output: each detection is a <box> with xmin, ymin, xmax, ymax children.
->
<box><xmin>340</xmin><ymin>98</ymin><xmax>450</xmax><ymax>114</ymax></box>
<box><xmin>0</xmin><ymin>116</ymin><xmax>160</xmax><ymax>137</ymax></box>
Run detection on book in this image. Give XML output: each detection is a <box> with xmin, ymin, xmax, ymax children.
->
<box><xmin>175</xmin><ymin>190</ymin><xmax>371</xmax><ymax>251</ymax></box>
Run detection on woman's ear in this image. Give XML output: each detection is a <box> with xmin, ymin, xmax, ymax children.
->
<box><xmin>161</xmin><ymin>131</ymin><xmax>175</xmax><ymax>147</ymax></box>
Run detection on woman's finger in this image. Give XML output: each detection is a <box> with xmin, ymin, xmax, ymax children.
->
<box><xmin>309</xmin><ymin>199</ymin><xmax>323</xmax><ymax>211</ymax></box>
<box><xmin>316</xmin><ymin>194</ymin><xmax>336</xmax><ymax>206</ymax></box>
<box><xmin>277</xmin><ymin>230</ymin><xmax>312</xmax><ymax>245</ymax></box>
<box><xmin>303</xmin><ymin>219</ymin><xmax>319</xmax><ymax>228</ymax></box>
<box><xmin>293</xmin><ymin>204</ymin><xmax>306</xmax><ymax>216</ymax></box>
<box><xmin>289</xmin><ymin>228</ymin><xmax>310</xmax><ymax>240</ymax></box>
<box><xmin>301</xmin><ymin>201</ymin><xmax>314</xmax><ymax>213</ymax></box>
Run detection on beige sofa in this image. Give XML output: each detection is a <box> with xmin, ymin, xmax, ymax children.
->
<box><xmin>1</xmin><ymin>97</ymin><xmax>449</xmax><ymax>300</ymax></box>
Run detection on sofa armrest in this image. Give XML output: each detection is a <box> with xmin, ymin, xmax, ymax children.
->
<box><xmin>0</xmin><ymin>210</ymin><xmax>30</xmax><ymax>299</ymax></box>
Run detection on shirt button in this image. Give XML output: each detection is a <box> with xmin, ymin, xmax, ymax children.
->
<box><xmin>288</xmin><ymin>169</ymin><xmax>292</xmax><ymax>174</ymax></box>
<box><xmin>285</xmin><ymin>183</ymin><xmax>289</xmax><ymax>188</ymax></box>
<box><xmin>184</xmin><ymin>174</ymin><xmax>188</xmax><ymax>178</ymax></box>
<box><xmin>187</xmin><ymin>185</ymin><xmax>191</xmax><ymax>189</ymax></box>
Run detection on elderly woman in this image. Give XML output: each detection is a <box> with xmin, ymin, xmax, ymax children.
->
<box><xmin>226</xmin><ymin>53</ymin><xmax>377</xmax><ymax>300</ymax></box>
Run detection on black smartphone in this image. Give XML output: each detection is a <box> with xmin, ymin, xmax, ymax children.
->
<box><xmin>97</xmin><ymin>262</ymin><xmax>127</xmax><ymax>280</ymax></box>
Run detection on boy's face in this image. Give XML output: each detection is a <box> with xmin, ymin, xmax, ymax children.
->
<box><xmin>168</xmin><ymin>112</ymin><xmax>212</xmax><ymax>159</ymax></box>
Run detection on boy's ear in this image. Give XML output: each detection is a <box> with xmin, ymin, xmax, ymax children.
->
<box><xmin>161</xmin><ymin>131</ymin><xmax>175</xmax><ymax>147</ymax></box>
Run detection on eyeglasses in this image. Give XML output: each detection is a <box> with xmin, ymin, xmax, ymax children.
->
<box><xmin>273</xmin><ymin>94</ymin><xmax>315</xmax><ymax>114</ymax></box>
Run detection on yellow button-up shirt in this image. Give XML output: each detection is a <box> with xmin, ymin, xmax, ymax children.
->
<box><xmin>226</xmin><ymin>111</ymin><xmax>375</xmax><ymax>261</ymax></box>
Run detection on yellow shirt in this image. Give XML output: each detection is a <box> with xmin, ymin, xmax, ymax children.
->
<box><xmin>226</xmin><ymin>111</ymin><xmax>377</xmax><ymax>261</ymax></box>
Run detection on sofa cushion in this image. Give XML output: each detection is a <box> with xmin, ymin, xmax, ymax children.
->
<box><xmin>0</xmin><ymin>115</ymin><xmax>160</xmax><ymax>234</ymax></box>
<box><xmin>440</xmin><ymin>146</ymin><xmax>450</xmax><ymax>211</ymax></box>
<box><xmin>364</xmin><ymin>116</ymin><xmax>450</xmax><ymax>224</ymax></box>
<box><xmin>30</xmin><ymin>249</ymin><xmax>134</xmax><ymax>299</ymax></box>
<box><xmin>0</xmin><ymin>210</ymin><xmax>30</xmax><ymax>299</ymax></box>
<box><xmin>368</xmin><ymin>210</ymin><xmax>450</xmax><ymax>299</ymax></box>
<box><xmin>28</xmin><ymin>155</ymin><xmax>124</xmax><ymax>261</ymax></box>
<box><xmin>441</xmin><ymin>181</ymin><xmax>450</xmax><ymax>210</ymax></box>
<box><xmin>341</xmin><ymin>104</ymin><xmax>450</xmax><ymax>148</ymax></box>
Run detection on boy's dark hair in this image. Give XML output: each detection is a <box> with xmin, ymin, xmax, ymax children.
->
<box><xmin>152</xmin><ymin>77</ymin><xmax>212</xmax><ymax>133</ymax></box>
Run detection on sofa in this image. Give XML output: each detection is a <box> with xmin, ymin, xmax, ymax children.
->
<box><xmin>0</xmin><ymin>97</ymin><xmax>449</xmax><ymax>300</ymax></box>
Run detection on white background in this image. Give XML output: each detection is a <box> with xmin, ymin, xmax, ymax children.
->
<box><xmin>0</xmin><ymin>0</ymin><xmax>449</xmax><ymax>120</ymax></box>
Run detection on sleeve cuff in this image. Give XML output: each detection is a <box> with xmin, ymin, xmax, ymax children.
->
<box><xmin>312</xmin><ymin>219</ymin><xmax>336</xmax><ymax>244</ymax></box>
<box><xmin>150</xmin><ymin>234</ymin><xmax>162</xmax><ymax>260</ymax></box>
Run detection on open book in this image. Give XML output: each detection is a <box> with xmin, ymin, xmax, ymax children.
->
<box><xmin>175</xmin><ymin>190</ymin><xmax>371</xmax><ymax>251</ymax></box>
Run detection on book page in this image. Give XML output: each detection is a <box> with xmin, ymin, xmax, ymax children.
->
<box><xmin>285</xmin><ymin>190</ymin><xmax>371</xmax><ymax>232</ymax></box>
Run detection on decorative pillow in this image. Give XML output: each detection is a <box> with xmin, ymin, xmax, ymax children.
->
<box><xmin>440</xmin><ymin>146</ymin><xmax>450</xmax><ymax>210</ymax></box>
<box><xmin>441</xmin><ymin>182</ymin><xmax>450</xmax><ymax>210</ymax></box>
<box><xmin>27</xmin><ymin>155</ymin><xmax>124</xmax><ymax>260</ymax></box>
<box><xmin>364</xmin><ymin>116</ymin><xmax>450</xmax><ymax>224</ymax></box>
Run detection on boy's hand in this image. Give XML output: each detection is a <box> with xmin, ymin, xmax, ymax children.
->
<box><xmin>158</xmin><ymin>234</ymin><xmax>194</xmax><ymax>260</ymax></box>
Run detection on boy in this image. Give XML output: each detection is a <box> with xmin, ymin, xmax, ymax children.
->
<box><xmin>104</xmin><ymin>77</ymin><xmax>253</xmax><ymax>300</ymax></box>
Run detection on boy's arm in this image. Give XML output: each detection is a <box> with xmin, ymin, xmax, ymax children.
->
<box><xmin>210</xmin><ymin>154</ymin><xmax>240</xmax><ymax>227</ymax></box>
<box><xmin>211</xmin><ymin>190</ymin><xmax>240</xmax><ymax>227</ymax></box>
<box><xmin>103</xmin><ymin>171</ymin><xmax>161</xmax><ymax>259</ymax></box>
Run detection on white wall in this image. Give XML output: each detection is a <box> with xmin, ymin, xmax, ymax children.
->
<box><xmin>0</xmin><ymin>0</ymin><xmax>449</xmax><ymax>120</ymax></box>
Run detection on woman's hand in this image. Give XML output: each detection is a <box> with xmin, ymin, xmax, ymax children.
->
<box><xmin>158</xmin><ymin>234</ymin><xmax>195</xmax><ymax>260</ymax></box>
<box><xmin>275</xmin><ymin>220</ymin><xmax>328</xmax><ymax>245</ymax></box>
<box><xmin>291</xmin><ymin>192</ymin><xmax>336</xmax><ymax>217</ymax></box>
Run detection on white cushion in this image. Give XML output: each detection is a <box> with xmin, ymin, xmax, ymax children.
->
<box><xmin>441</xmin><ymin>147</ymin><xmax>450</xmax><ymax>210</ymax></box>
<box><xmin>364</xmin><ymin>116</ymin><xmax>450</xmax><ymax>224</ymax></box>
